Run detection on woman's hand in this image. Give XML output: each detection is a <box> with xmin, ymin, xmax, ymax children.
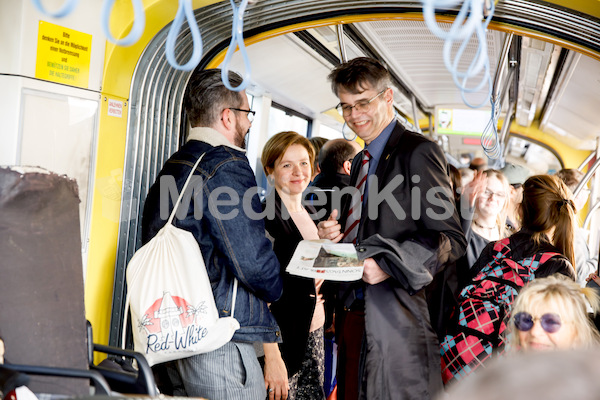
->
<box><xmin>462</xmin><ymin>170</ymin><xmax>488</xmax><ymax>209</ymax></box>
<box><xmin>318</xmin><ymin>209</ymin><xmax>343</xmax><ymax>243</ymax></box>
<box><xmin>586</xmin><ymin>273</ymin><xmax>600</xmax><ymax>287</ymax></box>
<box><xmin>263</xmin><ymin>343</ymin><xmax>289</xmax><ymax>400</ymax></box>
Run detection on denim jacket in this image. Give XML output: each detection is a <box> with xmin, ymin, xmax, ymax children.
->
<box><xmin>141</xmin><ymin>127</ymin><xmax>283</xmax><ymax>343</ymax></box>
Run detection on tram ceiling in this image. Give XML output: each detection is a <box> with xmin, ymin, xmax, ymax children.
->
<box><xmin>211</xmin><ymin>0</ymin><xmax>600</xmax><ymax>149</ymax></box>
<box><xmin>226</xmin><ymin>16</ymin><xmax>600</xmax><ymax>150</ymax></box>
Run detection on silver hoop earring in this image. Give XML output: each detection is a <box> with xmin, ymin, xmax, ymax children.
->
<box><xmin>342</xmin><ymin>123</ymin><xmax>357</xmax><ymax>141</ymax></box>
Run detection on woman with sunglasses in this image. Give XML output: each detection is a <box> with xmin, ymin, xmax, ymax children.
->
<box><xmin>509</xmin><ymin>274</ymin><xmax>600</xmax><ymax>351</ymax></box>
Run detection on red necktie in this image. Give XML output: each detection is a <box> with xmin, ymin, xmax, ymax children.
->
<box><xmin>343</xmin><ymin>150</ymin><xmax>371</xmax><ymax>244</ymax></box>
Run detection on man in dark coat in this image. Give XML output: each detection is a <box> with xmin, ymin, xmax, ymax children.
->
<box><xmin>308</xmin><ymin>138</ymin><xmax>362</xmax><ymax>220</ymax></box>
<box><xmin>318</xmin><ymin>57</ymin><xmax>466</xmax><ymax>400</ymax></box>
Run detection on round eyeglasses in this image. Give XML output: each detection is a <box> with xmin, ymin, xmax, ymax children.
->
<box><xmin>336</xmin><ymin>89</ymin><xmax>387</xmax><ymax>116</ymax></box>
<box><xmin>229</xmin><ymin>107</ymin><xmax>255</xmax><ymax>122</ymax></box>
<box><xmin>513</xmin><ymin>312</ymin><xmax>563</xmax><ymax>334</ymax></box>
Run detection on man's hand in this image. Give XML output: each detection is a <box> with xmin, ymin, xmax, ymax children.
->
<box><xmin>362</xmin><ymin>257</ymin><xmax>390</xmax><ymax>285</ymax></box>
<box><xmin>317</xmin><ymin>209</ymin><xmax>343</xmax><ymax>243</ymax></box>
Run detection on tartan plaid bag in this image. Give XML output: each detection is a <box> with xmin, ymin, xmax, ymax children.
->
<box><xmin>440</xmin><ymin>237</ymin><xmax>561</xmax><ymax>384</ymax></box>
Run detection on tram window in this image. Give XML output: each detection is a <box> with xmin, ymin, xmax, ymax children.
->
<box><xmin>19</xmin><ymin>89</ymin><xmax>98</xmax><ymax>273</ymax></box>
<box><xmin>506</xmin><ymin>137</ymin><xmax>562</xmax><ymax>174</ymax></box>
<box><xmin>267</xmin><ymin>105</ymin><xmax>310</xmax><ymax>138</ymax></box>
<box><xmin>316</xmin><ymin>124</ymin><xmax>344</xmax><ymax>140</ymax></box>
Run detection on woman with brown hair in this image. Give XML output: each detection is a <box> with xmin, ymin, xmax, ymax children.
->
<box><xmin>518</xmin><ymin>174</ymin><xmax>577</xmax><ymax>269</ymax></box>
<box><xmin>260</xmin><ymin>131</ymin><xmax>328</xmax><ymax>400</ymax></box>
<box><xmin>554</xmin><ymin>168</ymin><xmax>597</xmax><ymax>285</ymax></box>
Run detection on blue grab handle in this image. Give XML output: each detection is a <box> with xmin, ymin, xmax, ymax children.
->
<box><xmin>421</xmin><ymin>0</ymin><xmax>494</xmax><ymax>109</ymax></box>
<box><xmin>31</xmin><ymin>0</ymin><xmax>79</xmax><ymax>18</ymax></box>
<box><xmin>165</xmin><ymin>0</ymin><xmax>203</xmax><ymax>71</ymax></box>
<box><xmin>101</xmin><ymin>0</ymin><xmax>146</xmax><ymax>47</ymax></box>
<box><xmin>221</xmin><ymin>0</ymin><xmax>252</xmax><ymax>92</ymax></box>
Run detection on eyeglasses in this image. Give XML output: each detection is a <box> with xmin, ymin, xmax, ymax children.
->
<box><xmin>513</xmin><ymin>312</ymin><xmax>563</xmax><ymax>334</ymax></box>
<box><xmin>336</xmin><ymin>89</ymin><xmax>387</xmax><ymax>116</ymax></box>
<box><xmin>229</xmin><ymin>108</ymin><xmax>255</xmax><ymax>122</ymax></box>
<box><xmin>481</xmin><ymin>188</ymin><xmax>506</xmax><ymax>200</ymax></box>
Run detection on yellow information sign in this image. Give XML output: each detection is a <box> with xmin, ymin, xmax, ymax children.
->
<box><xmin>35</xmin><ymin>21</ymin><xmax>92</xmax><ymax>88</ymax></box>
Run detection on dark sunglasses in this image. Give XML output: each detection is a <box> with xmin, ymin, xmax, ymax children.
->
<box><xmin>513</xmin><ymin>312</ymin><xmax>562</xmax><ymax>334</ymax></box>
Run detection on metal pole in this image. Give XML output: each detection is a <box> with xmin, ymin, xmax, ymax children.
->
<box><xmin>582</xmin><ymin>137</ymin><xmax>600</xmax><ymax>257</ymax></box>
<box><xmin>578</xmin><ymin>150</ymin><xmax>597</xmax><ymax>171</ymax></box>
<box><xmin>412</xmin><ymin>96</ymin><xmax>421</xmax><ymax>133</ymax></box>
<box><xmin>336</xmin><ymin>25</ymin><xmax>347</xmax><ymax>63</ymax></box>
<box><xmin>574</xmin><ymin>156</ymin><xmax>600</xmax><ymax>197</ymax></box>
<box><xmin>491</xmin><ymin>33</ymin><xmax>514</xmax><ymax>104</ymax></box>
<box><xmin>501</xmin><ymin>102</ymin><xmax>515</xmax><ymax>158</ymax></box>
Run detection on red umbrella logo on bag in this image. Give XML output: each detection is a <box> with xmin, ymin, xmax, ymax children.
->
<box><xmin>138</xmin><ymin>292</ymin><xmax>209</xmax><ymax>352</ymax></box>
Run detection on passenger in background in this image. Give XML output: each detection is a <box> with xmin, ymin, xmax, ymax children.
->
<box><xmin>468</xmin><ymin>174</ymin><xmax>576</xmax><ymax>281</ymax></box>
<box><xmin>261</xmin><ymin>131</ymin><xmax>327</xmax><ymax>400</ymax></box>
<box><xmin>555</xmin><ymin>168</ymin><xmax>598</xmax><ymax>286</ymax></box>
<box><xmin>308</xmin><ymin>136</ymin><xmax>329</xmax><ymax>182</ymax></box>
<box><xmin>310</xmin><ymin>138</ymin><xmax>362</xmax><ymax>219</ymax></box>
<box><xmin>508</xmin><ymin>274</ymin><xmax>600</xmax><ymax>352</ymax></box>
<box><xmin>457</xmin><ymin>169</ymin><xmax>510</xmax><ymax>285</ymax></box>
<box><xmin>459</xmin><ymin>153</ymin><xmax>472</xmax><ymax>167</ymax></box>
<box><xmin>459</xmin><ymin>167</ymin><xmax>475</xmax><ymax>186</ymax></box>
<box><xmin>440</xmin><ymin>175</ymin><xmax>577</xmax><ymax>384</ymax></box>
<box><xmin>469</xmin><ymin>156</ymin><xmax>488</xmax><ymax>172</ymax></box>
<box><xmin>501</xmin><ymin>163</ymin><xmax>531</xmax><ymax>233</ymax></box>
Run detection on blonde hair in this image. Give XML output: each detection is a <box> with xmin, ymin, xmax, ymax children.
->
<box><xmin>508</xmin><ymin>275</ymin><xmax>600</xmax><ymax>350</ymax></box>
<box><xmin>520</xmin><ymin>175</ymin><xmax>577</xmax><ymax>267</ymax></box>
<box><xmin>261</xmin><ymin>131</ymin><xmax>315</xmax><ymax>177</ymax></box>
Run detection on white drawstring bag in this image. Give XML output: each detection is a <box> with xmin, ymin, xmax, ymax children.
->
<box><xmin>123</xmin><ymin>154</ymin><xmax>240</xmax><ymax>366</ymax></box>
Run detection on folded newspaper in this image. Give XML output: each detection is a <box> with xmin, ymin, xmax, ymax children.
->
<box><xmin>286</xmin><ymin>240</ymin><xmax>364</xmax><ymax>281</ymax></box>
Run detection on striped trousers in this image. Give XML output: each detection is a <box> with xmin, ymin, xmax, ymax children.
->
<box><xmin>168</xmin><ymin>341</ymin><xmax>266</xmax><ymax>400</ymax></box>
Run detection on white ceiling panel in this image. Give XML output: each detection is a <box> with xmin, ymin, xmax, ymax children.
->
<box><xmin>222</xmin><ymin>34</ymin><xmax>340</xmax><ymax>119</ymax></box>
<box><xmin>542</xmin><ymin>53</ymin><xmax>600</xmax><ymax>149</ymax></box>
<box><xmin>354</xmin><ymin>20</ymin><xmax>508</xmax><ymax>110</ymax></box>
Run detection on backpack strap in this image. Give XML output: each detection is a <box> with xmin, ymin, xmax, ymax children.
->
<box><xmin>167</xmin><ymin>153</ymin><xmax>239</xmax><ymax>320</ymax></box>
<box><xmin>167</xmin><ymin>153</ymin><xmax>206</xmax><ymax>226</ymax></box>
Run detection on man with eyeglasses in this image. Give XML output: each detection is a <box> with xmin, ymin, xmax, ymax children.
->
<box><xmin>318</xmin><ymin>57</ymin><xmax>466</xmax><ymax>400</ymax></box>
<box><xmin>141</xmin><ymin>69</ymin><xmax>282</xmax><ymax>400</ymax></box>
<box><xmin>500</xmin><ymin>162</ymin><xmax>531</xmax><ymax>233</ymax></box>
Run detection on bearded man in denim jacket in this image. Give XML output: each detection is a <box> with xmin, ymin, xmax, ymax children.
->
<box><xmin>142</xmin><ymin>69</ymin><xmax>283</xmax><ymax>400</ymax></box>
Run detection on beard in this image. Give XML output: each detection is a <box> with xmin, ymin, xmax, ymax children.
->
<box><xmin>235</xmin><ymin>121</ymin><xmax>248</xmax><ymax>149</ymax></box>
